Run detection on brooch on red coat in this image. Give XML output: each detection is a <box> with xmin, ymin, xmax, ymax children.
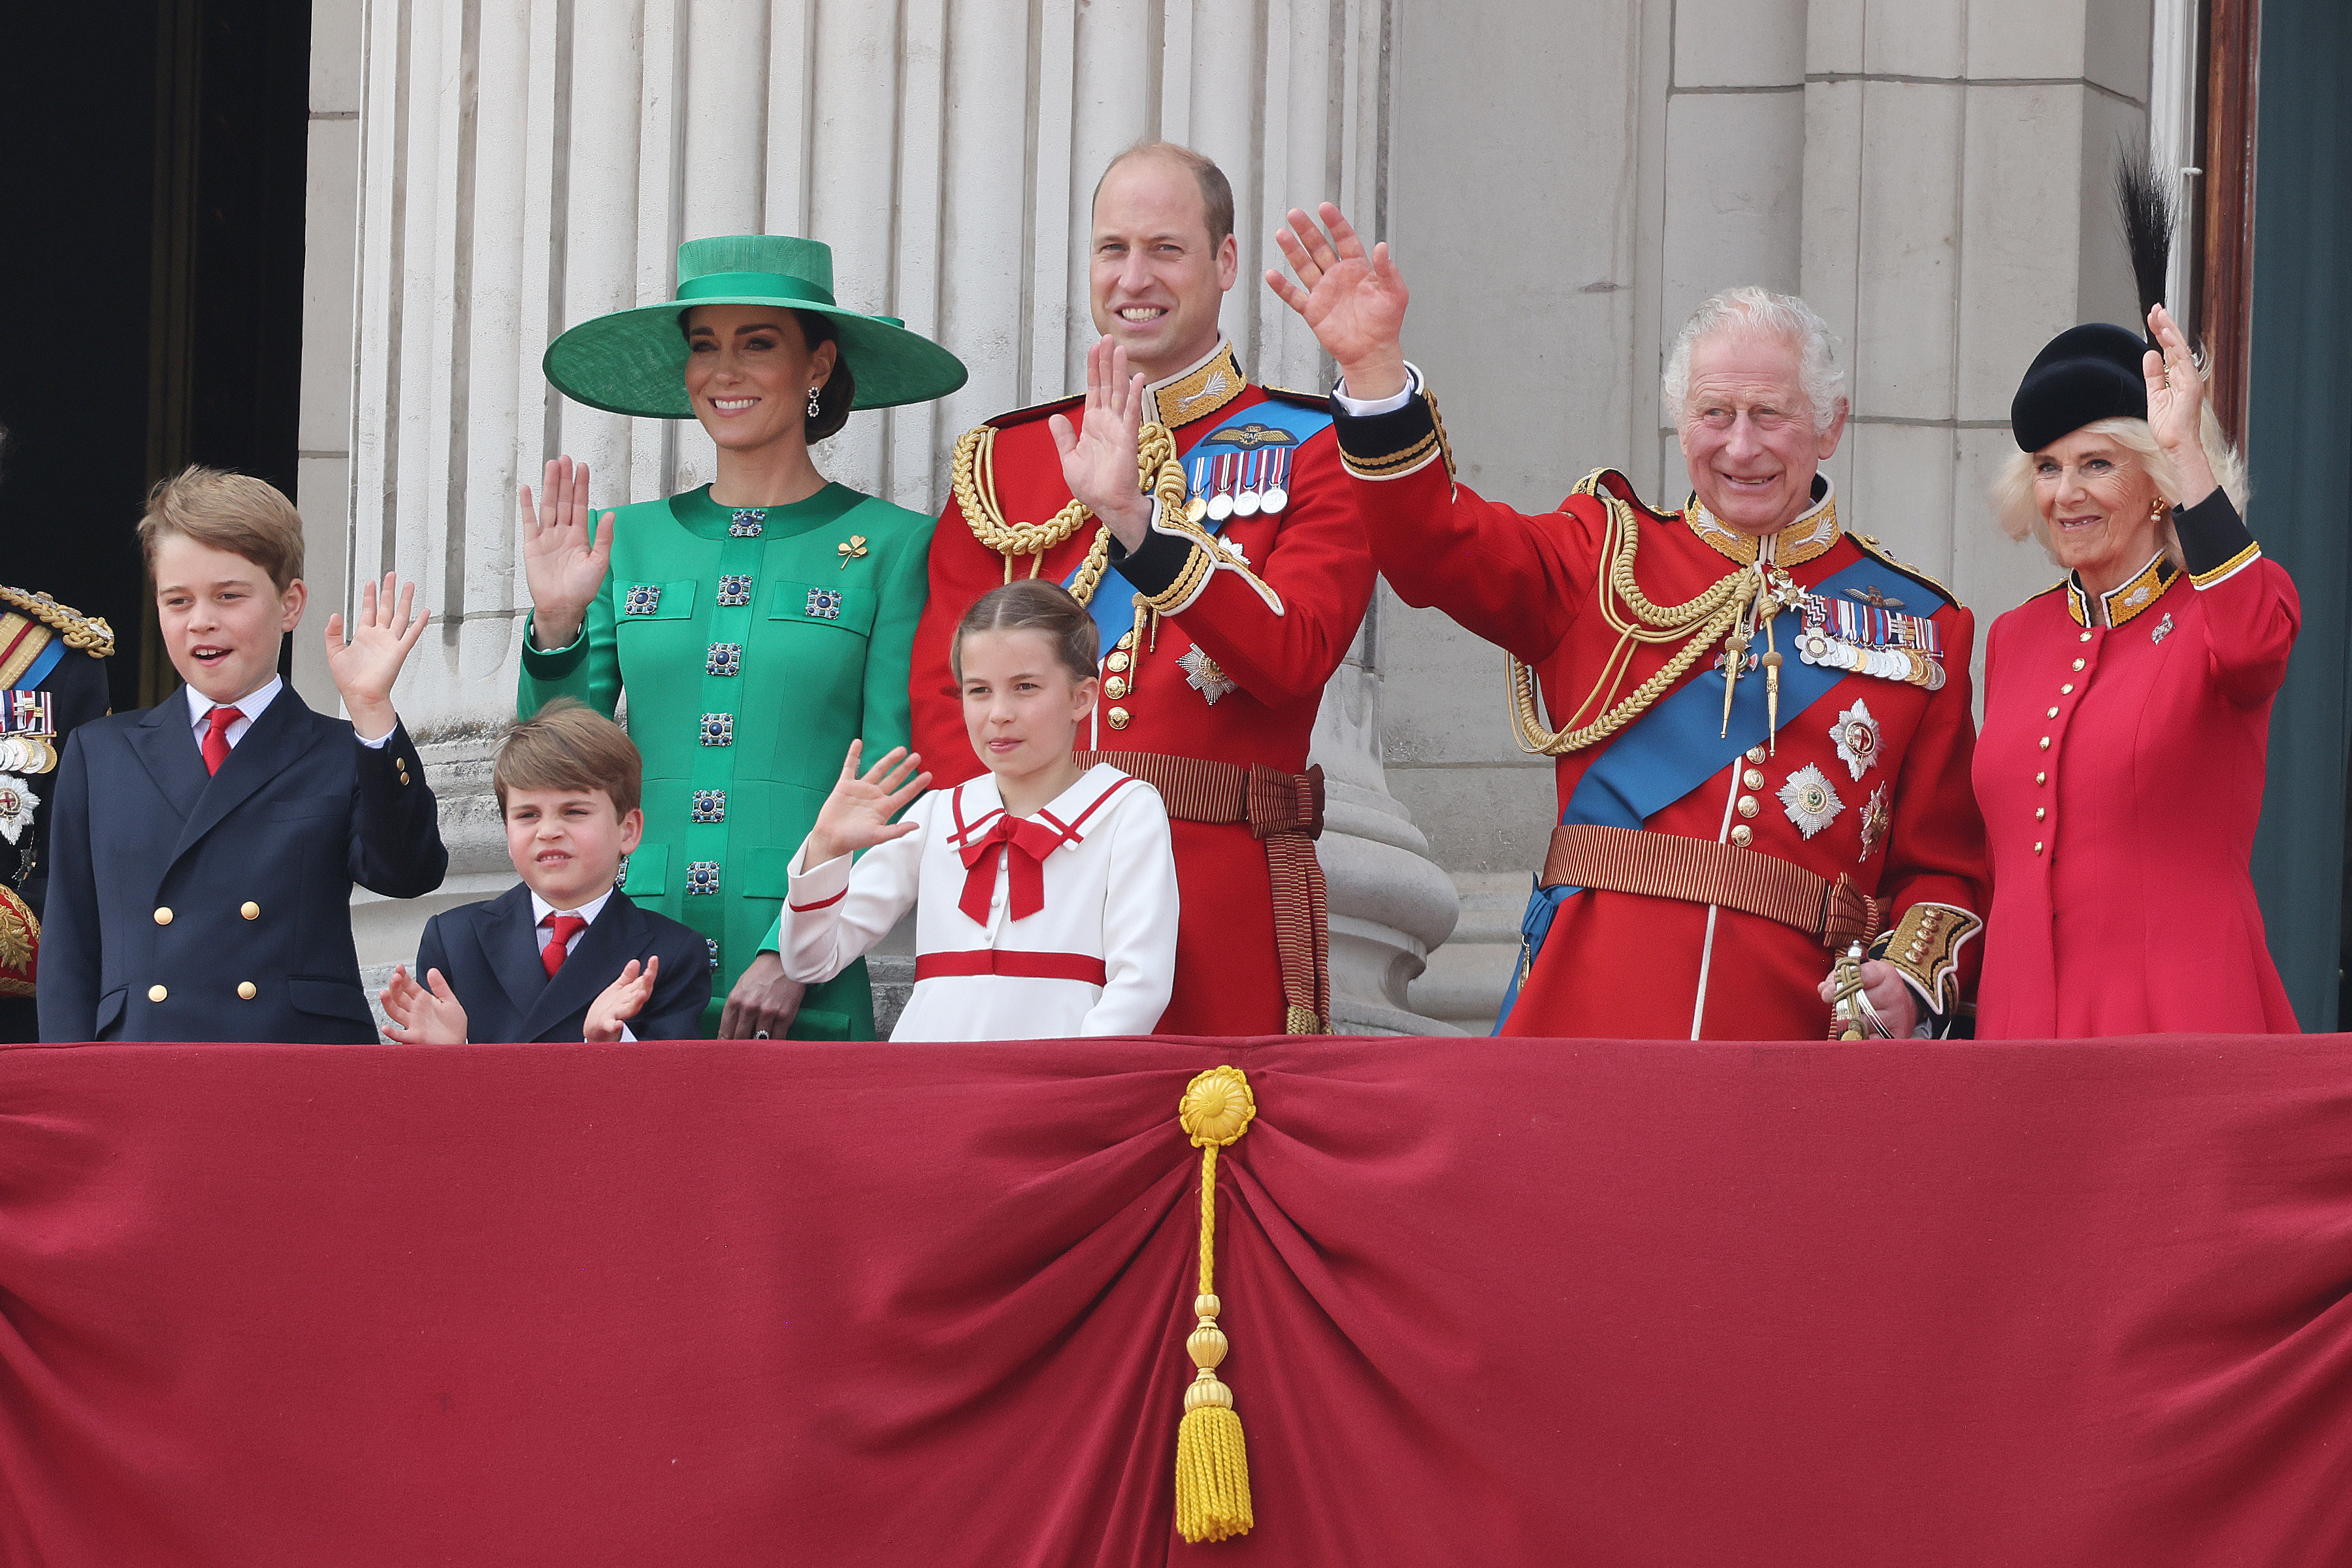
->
<box><xmin>1857</xmin><ymin>781</ymin><xmax>1891</xmax><ymax>862</ymax></box>
<box><xmin>2150</xmin><ymin>612</ymin><xmax>2174</xmax><ymax>644</ymax></box>
<box><xmin>1778</xmin><ymin>763</ymin><xmax>1845</xmax><ymax>840</ymax></box>
<box><xmin>1178</xmin><ymin>644</ymin><xmax>1235</xmax><ymax>705</ymax></box>
<box><xmin>1831</xmin><ymin>698</ymin><xmax>1881</xmax><ymax>780</ymax></box>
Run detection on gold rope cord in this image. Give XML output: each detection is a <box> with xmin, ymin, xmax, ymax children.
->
<box><xmin>953</xmin><ymin>420</ymin><xmax>1189</xmax><ymax>594</ymax></box>
<box><xmin>1507</xmin><ymin>491</ymin><xmax>1760</xmax><ymax>756</ymax></box>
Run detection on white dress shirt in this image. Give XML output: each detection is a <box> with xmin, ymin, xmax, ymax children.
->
<box><xmin>184</xmin><ymin>676</ymin><xmax>395</xmax><ymax>748</ymax></box>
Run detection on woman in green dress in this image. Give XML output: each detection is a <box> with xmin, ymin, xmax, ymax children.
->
<box><xmin>519</xmin><ymin>235</ymin><xmax>965</xmax><ymax>1039</ymax></box>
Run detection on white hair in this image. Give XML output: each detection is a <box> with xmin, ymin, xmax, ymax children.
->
<box><xmin>1661</xmin><ymin>286</ymin><xmax>1846</xmax><ymax>435</ymax></box>
<box><xmin>1989</xmin><ymin>407</ymin><xmax>2249</xmax><ymax>570</ymax></box>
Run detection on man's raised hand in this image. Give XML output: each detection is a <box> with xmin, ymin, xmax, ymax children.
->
<box><xmin>1050</xmin><ymin>338</ymin><xmax>1152</xmax><ymax>549</ymax></box>
<box><xmin>520</xmin><ymin>456</ymin><xmax>615</xmax><ymax>651</ymax></box>
<box><xmin>1264</xmin><ymin>203</ymin><xmax>1411</xmax><ymax>400</ymax></box>
<box><xmin>804</xmin><ymin>742</ymin><xmax>932</xmax><ymax>868</ymax></box>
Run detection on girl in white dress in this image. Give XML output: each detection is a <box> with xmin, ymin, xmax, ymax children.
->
<box><xmin>777</xmin><ymin>580</ymin><xmax>1178</xmax><ymax>1039</ymax></box>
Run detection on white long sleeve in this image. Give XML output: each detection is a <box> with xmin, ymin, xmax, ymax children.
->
<box><xmin>775</xmin><ymin>798</ymin><xmax>930</xmax><ymax>986</ymax></box>
<box><xmin>1077</xmin><ymin>784</ymin><xmax>1179</xmax><ymax>1035</ymax></box>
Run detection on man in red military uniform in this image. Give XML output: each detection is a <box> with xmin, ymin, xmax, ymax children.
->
<box><xmin>909</xmin><ymin>145</ymin><xmax>1374</xmax><ymax>1034</ymax></box>
<box><xmin>1267</xmin><ymin>205</ymin><xmax>1988</xmax><ymax>1039</ymax></box>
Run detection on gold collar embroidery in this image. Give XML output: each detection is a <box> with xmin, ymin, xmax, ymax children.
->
<box><xmin>1144</xmin><ymin>340</ymin><xmax>1247</xmax><ymax>430</ymax></box>
<box><xmin>2065</xmin><ymin>551</ymin><xmax>2177</xmax><ymax>627</ymax></box>
<box><xmin>1685</xmin><ymin>482</ymin><xmax>1842</xmax><ymax>569</ymax></box>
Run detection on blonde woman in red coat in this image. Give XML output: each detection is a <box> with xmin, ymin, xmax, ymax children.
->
<box><xmin>1970</xmin><ymin>295</ymin><xmax>2298</xmax><ymax>1037</ymax></box>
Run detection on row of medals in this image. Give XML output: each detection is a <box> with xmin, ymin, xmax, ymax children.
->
<box><xmin>1181</xmin><ymin>449</ymin><xmax>1290</xmax><ymax>527</ymax></box>
<box><xmin>0</xmin><ymin>734</ymin><xmax>56</xmax><ymax>774</ymax></box>
<box><xmin>1779</xmin><ymin>570</ymin><xmax>1948</xmax><ymax>691</ymax></box>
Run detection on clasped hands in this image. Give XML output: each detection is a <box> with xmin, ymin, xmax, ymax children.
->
<box><xmin>382</xmin><ymin>956</ymin><xmax>663</xmax><ymax>1045</ymax></box>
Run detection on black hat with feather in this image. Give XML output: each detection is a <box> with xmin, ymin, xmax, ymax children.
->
<box><xmin>2009</xmin><ymin>150</ymin><xmax>2176</xmax><ymax>453</ymax></box>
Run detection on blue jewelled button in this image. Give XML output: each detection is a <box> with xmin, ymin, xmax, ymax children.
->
<box><xmin>715</xmin><ymin>574</ymin><xmax>753</xmax><ymax>607</ymax></box>
<box><xmin>805</xmin><ymin>587</ymin><xmax>843</xmax><ymax>620</ymax></box>
<box><xmin>691</xmin><ymin>789</ymin><xmax>727</xmax><ymax>823</ymax></box>
<box><xmin>706</xmin><ymin>642</ymin><xmax>742</xmax><ymax>676</ymax></box>
<box><xmin>706</xmin><ymin>936</ymin><xmax>721</xmax><ymax>972</ymax></box>
<box><xmin>685</xmin><ymin>860</ymin><xmax>721</xmax><ymax>895</ymax></box>
<box><xmin>700</xmin><ymin>712</ymin><xmax>734</xmax><ymax>746</ymax></box>
<box><xmin>730</xmin><ymin>509</ymin><xmax>765</xmax><ymax>538</ymax></box>
<box><xmin>623</xmin><ymin>583</ymin><xmax>662</xmax><ymax>615</ymax></box>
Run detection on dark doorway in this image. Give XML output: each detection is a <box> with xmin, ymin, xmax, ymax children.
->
<box><xmin>0</xmin><ymin>0</ymin><xmax>312</xmax><ymax>715</ymax></box>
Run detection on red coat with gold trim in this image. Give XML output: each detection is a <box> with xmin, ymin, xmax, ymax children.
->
<box><xmin>1333</xmin><ymin>384</ymin><xmax>1989</xmax><ymax>1040</ymax></box>
<box><xmin>1972</xmin><ymin>491</ymin><xmax>2299</xmax><ymax>1037</ymax></box>
<box><xmin>909</xmin><ymin>343</ymin><xmax>1376</xmax><ymax>1036</ymax></box>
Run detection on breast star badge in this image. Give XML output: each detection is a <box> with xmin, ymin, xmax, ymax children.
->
<box><xmin>1858</xmin><ymin>781</ymin><xmax>1891</xmax><ymax>862</ymax></box>
<box><xmin>0</xmin><ymin>774</ymin><xmax>37</xmax><ymax>845</ymax></box>
<box><xmin>1177</xmin><ymin>645</ymin><xmax>1236</xmax><ymax>705</ymax></box>
<box><xmin>1778</xmin><ymin>763</ymin><xmax>1844</xmax><ymax>840</ymax></box>
<box><xmin>1831</xmin><ymin>698</ymin><xmax>1882</xmax><ymax>781</ymax></box>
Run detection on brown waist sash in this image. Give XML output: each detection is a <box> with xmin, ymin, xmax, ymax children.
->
<box><xmin>1075</xmin><ymin>751</ymin><xmax>1329</xmax><ymax>1034</ymax></box>
<box><xmin>1542</xmin><ymin>823</ymin><xmax>1882</xmax><ymax>951</ymax></box>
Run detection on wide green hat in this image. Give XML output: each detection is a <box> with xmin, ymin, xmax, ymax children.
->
<box><xmin>543</xmin><ymin>235</ymin><xmax>967</xmax><ymax>419</ymax></box>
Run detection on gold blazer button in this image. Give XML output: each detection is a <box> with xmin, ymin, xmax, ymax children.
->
<box><xmin>148</xmin><ymin>985</ymin><xmax>168</xmax><ymax>1003</ymax></box>
<box><xmin>241</xmin><ymin>902</ymin><xmax>261</xmax><ymax>920</ymax></box>
<box><xmin>237</xmin><ymin>981</ymin><xmax>258</xmax><ymax>1001</ymax></box>
<box><xmin>1107</xmin><ymin>706</ymin><xmax>1132</xmax><ymax>730</ymax></box>
<box><xmin>1729</xmin><ymin>824</ymin><xmax>1754</xmax><ymax>847</ymax></box>
<box><xmin>153</xmin><ymin>907</ymin><xmax>172</xmax><ymax>925</ymax></box>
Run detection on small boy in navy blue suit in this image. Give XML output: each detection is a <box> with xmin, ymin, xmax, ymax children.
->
<box><xmin>382</xmin><ymin>700</ymin><xmax>710</xmax><ymax>1043</ymax></box>
<box><xmin>39</xmin><ymin>467</ymin><xmax>448</xmax><ymax>1043</ymax></box>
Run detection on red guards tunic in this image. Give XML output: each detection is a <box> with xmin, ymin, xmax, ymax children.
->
<box><xmin>1332</xmin><ymin>384</ymin><xmax>1989</xmax><ymax>1039</ymax></box>
<box><xmin>909</xmin><ymin>341</ymin><xmax>1376</xmax><ymax>1036</ymax></box>
<box><xmin>1972</xmin><ymin>492</ymin><xmax>2300</xmax><ymax>1037</ymax></box>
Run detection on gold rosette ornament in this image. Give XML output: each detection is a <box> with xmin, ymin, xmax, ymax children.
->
<box><xmin>1173</xmin><ymin>1064</ymin><xmax>1257</xmax><ymax>1543</ymax></box>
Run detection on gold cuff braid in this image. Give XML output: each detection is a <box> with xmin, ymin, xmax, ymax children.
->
<box><xmin>1872</xmin><ymin>902</ymin><xmax>1982</xmax><ymax>1015</ymax></box>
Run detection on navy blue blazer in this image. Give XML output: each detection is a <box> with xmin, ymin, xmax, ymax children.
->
<box><xmin>38</xmin><ymin>687</ymin><xmax>448</xmax><ymax>1043</ymax></box>
<box><xmin>414</xmin><ymin>883</ymin><xmax>712</xmax><ymax>1042</ymax></box>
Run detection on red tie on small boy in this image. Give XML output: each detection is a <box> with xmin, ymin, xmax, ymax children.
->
<box><xmin>540</xmin><ymin>914</ymin><xmax>588</xmax><ymax>977</ymax></box>
<box><xmin>201</xmin><ymin>706</ymin><xmax>240</xmax><ymax>775</ymax></box>
<box><xmin>956</xmin><ymin>815</ymin><xmax>1066</xmax><ymax>926</ymax></box>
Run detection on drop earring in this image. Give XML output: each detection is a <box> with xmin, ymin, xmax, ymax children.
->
<box><xmin>806</xmin><ymin>387</ymin><xmax>823</xmax><ymax>419</ymax></box>
<box><xmin>2149</xmin><ymin>497</ymin><xmax>2168</xmax><ymax>523</ymax></box>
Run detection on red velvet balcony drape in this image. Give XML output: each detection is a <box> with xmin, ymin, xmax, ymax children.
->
<box><xmin>1</xmin><ymin>1035</ymin><xmax>2347</xmax><ymax>1566</ymax></box>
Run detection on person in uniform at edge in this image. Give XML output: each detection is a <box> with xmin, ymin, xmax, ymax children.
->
<box><xmin>1971</xmin><ymin>167</ymin><xmax>2297</xmax><ymax>1036</ymax></box>
<box><xmin>1269</xmin><ymin>206</ymin><xmax>1989</xmax><ymax>1039</ymax></box>
<box><xmin>908</xmin><ymin>143</ymin><xmax>1375</xmax><ymax>1036</ymax></box>
<box><xmin>520</xmin><ymin>235</ymin><xmax>967</xmax><ymax>1040</ymax></box>
<box><xmin>0</xmin><ymin>425</ymin><xmax>116</xmax><ymax>1042</ymax></box>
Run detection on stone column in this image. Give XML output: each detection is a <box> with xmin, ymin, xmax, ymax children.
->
<box><xmin>314</xmin><ymin>0</ymin><xmax>1460</xmax><ymax>1029</ymax></box>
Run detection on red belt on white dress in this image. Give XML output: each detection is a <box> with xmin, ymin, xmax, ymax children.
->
<box><xmin>913</xmin><ymin>950</ymin><xmax>1108</xmax><ymax>985</ymax></box>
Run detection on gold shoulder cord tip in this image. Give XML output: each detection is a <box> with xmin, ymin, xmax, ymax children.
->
<box><xmin>1173</xmin><ymin>1065</ymin><xmax>1257</xmax><ymax>1544</ymax></box>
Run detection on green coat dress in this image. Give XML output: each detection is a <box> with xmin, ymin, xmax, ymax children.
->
<box><xmin>519</xmin><ymin>482</ymin><xmax>934</xmax><ymax>1038</ymax></box>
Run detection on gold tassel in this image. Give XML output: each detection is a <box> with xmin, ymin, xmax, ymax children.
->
<box><xmin>1174</xmin><ymin>1066</ymin><xmax>1258</xmax><ymax>1544</ymax></box>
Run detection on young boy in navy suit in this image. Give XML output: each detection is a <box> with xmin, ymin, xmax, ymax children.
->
<box><xmin>39</xmin><ymin>467</ymin><xmax>448</xmax><ymax>1043</ymax></box>
<box><xmin>381</xmin><ymin>700</ymin><xmax>710</xmax><ymax>1043</ymax></box>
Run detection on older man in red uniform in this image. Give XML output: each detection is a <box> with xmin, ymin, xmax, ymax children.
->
<box><xmin>1267</xmin><ymin>206</ymin><xmax>1988</xmax><ymax>1039</ymax></box>
<box><xmin>909</xmin><ymin>146</ymin><xmax>1374</xmax><ymax>1035</ymax></box>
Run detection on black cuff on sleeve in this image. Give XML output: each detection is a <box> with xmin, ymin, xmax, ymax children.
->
<box><xmin>1331</xmin><ymin>391</ymin><xmax>1439</xmax><ymax>465</ymax></box>
<box><xmin>1105</xmin><ymin>522</ymin><xmax>1199</xmax><ymax>597</ymax></box>
<box><xmin>2174</xmin><ymin>489</ymin><xmax>2255</xmax><ymax>577</ymax></box>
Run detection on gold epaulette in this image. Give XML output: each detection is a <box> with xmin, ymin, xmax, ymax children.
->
<box><xmin>0</xmin><ymin>584</ymin><xmax>114</xmax><ymax>657</ymax></box>
<box><xmin>1851</xmin><ymin>535</ymin><xmax>1964</xmax><ymax>610</ymax></box>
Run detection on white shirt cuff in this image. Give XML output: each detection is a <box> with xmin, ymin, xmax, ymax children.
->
<box><xmin>355</xmin><ymin>726</ymin><xmax>395</xmax><ymax>749</ymax></box>
<box><xmin>1330</xmin><ymin>363</ymin><xmax>1420</xmax><ymax>417</ymax></box>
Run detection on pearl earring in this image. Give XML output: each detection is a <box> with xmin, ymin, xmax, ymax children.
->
<box><xmin>2149</xmin><ymin>497</ymin><xmax>2168</xmax><ymax>522</ymax></box>
<box><xmin>806</xmin><ymin>387</ymin><xmax>823</xmax><ymax>419</ymax></box>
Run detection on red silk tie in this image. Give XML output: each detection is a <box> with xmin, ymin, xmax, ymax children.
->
<box><xmin>201</xmin><ymin>706</ymin><xmax>240</xmax><ymax>775</ymax></box>
<box><xmin>540</xmin><ymin>913</ymin><xmax>588</xmax><ymax>977</ymax></box>
<box><xmin>955</xmin><ymin>815</ymin><xmax>1065</xmax><ymax>927</ymax></box>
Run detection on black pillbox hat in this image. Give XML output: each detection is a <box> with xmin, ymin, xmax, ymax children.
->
<box><xmin>2010</xmin><ymin>321</ymin><xmax>2148</xmax><ymax>453</ymax></box>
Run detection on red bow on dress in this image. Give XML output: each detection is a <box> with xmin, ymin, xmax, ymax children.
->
<box><xmin>956</xmin><ymin>813</ymin><xmax>1066</xmax><ymax>926</ymax></box>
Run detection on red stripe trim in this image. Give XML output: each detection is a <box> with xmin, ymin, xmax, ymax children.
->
<box><xmin>787</xmin><ymin>888</ymin><xmax>847</xmax><ymax>912</ymax></box>
<box><xmin>1060</xmin><ymin>774</ymin><xmax>1139</xmax><ymax>837</ymax></box>
<box><xmin>913</xmin><ymin>949</ymin><xmax>1108</xmax><ymax>985</ymax></box>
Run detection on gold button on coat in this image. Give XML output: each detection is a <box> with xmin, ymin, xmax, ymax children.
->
<box><xmin>1737</xmin><ymin>796</ymin><xmax>1759</xmax><ymax>819</ymax></box>
<box><xmin>153</xmin><ymin>907</ymin><xmax>172</xmax><ymax>925</ymax></box>
<box><xmin>2072</xmin><ymin>658</ymin><xmax>2085</xmax><ymax>670</ymax></box>
<box><xmin>1107</xmin><ymin>706</ymin><xmax>1131</xmax><ymax>730</ymax></box>
<box><xmin>2035</xmin><ymin>771</ymin><xmax>2046</xmax><ymax>785</ymax></box>
<box><xmin>1103</xmin><ymin>676</ymin><xmax>1130</xmax><ymax>700</ymax></box>
<box><xmin>237</xmin><ymin>981</ymin><xmax>258</xmax><ymax>1001</ymax></box>
<box><xmin>2061</xmin><ymin>683</ymin><xmax>2074</xmax><ymax>694</ymax></box>
<box><xmin>1746</xmin><ymin>745</ymin><xmax>1767</xmax><ymax>764</ymax></box>
<box><xmin>2033</xmin><ymin>842</ymin><xmax>2044</xmax><ymax>855</ymax></box>
<box><xmin>1742</xmin><ymin>769</ymin><xmax>1766</xmax><ymax>789</ymax></box>
<box><xmin>148</xmin><ymin>985</ymin><xmax>168</xmax><ymax>1003</ymax></box>
<box><xmin>2046</xmin><ymin>706</ymin><xmax>2061</xmax><ymax>719</ymax></box>
<box><xmin>2034</xmin><ymin>807</ymin><xmax>2046</xmax><ymax>821</ymax></box>
<box><xmin>2038</xmin><ymin>736</ymin><xmax>2050</xmax><ymax>750</ymax></box>
<box><xmin>2080</xmin><ymin>631</ymin><xmax>2093</xmax><ymax>642</ymax></box>
<box><xmin>1729</xmin><ymin>824</ymin><xmax>1754</xmax><ymax>847</ymax></box>
<box><xmin>241</xmin><ymin>902</ymin><xmax>260</xmax><ymax>920</ymax></box>
<box><xmin>1106</xmin><ymin>651</ymin><xmax>1131</xmax><ymax>673</ymax></box>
